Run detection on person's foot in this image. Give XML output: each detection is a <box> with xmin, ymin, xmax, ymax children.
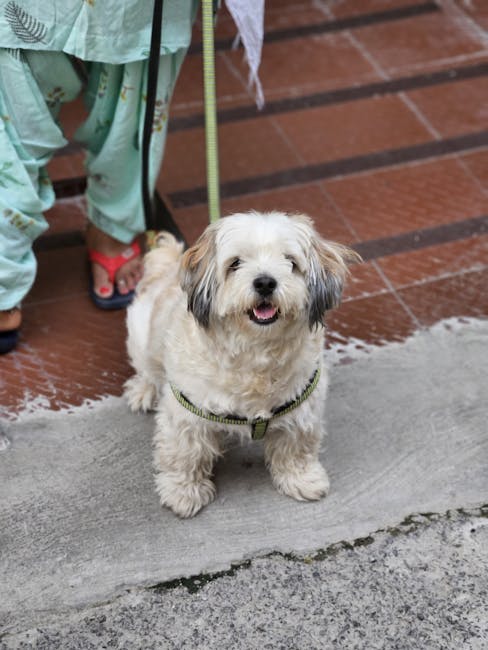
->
<box><xmin>86</xmin><ymin>223</ymin><xmax>144</xmax><ymax>299</ymax></box>
<box><xmin>0</xmin><ymin>307</ymin><xmax>21</xmax><ymax>332</ymax></box>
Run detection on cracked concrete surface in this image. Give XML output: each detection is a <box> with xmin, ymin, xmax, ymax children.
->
<box><xmin>2</xmin><ymin>509</ymin><xmax>488</xmax><ymax>649</ymax></box>
<box><xmin>1</xmin><ymin>318</ymin><xmax>487</xmax><ymax>646</ymax></box>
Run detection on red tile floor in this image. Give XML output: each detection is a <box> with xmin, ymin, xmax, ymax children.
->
<box><xmin>1</xmin><ymin>0</ymin><xmax>487</xmax><ymax>417</ymax></box>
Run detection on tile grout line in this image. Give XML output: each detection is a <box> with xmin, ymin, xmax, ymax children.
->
<box><xmin>455</xmin><ymin>157</ymin><xmax>488</xmax><ymax>199</ymax></box>
<box><xmin>372</xmin><ymin>2</ymin><xmax>460</xmax><ymax>148</ymax></box>
<box><xmin>397</xmin><ymin>91</ymin><xmax>442</xmax><ymax>140</ymax></box>
<box><xmin>437</xmin><ymin>0</ymin><xmax>488</xmax><ymax>47</ymax></box>
<box><xmin>217</xmin><ymin>50</ymin><xmax>257</xmax><ymax>104</ymax></box>
<box><xmin>372</xmin><ymin>261</ymin><xmax>423</xmax><ymax>328</ymax></box>
<box><xmin>314</xmin><ymin>0</ymin><xmax>390</xmax><ymax>83</ymax></box>
<box><xmin>315</xmin><ymin>181</ymin><xmax>365</xmax><ymax>245</ymax></box>
<box><xmin>343</xmin><ymin>30</ymin><xmax>390</xmax><ymax>82</ymax></box>
<box><xmin>268</xmin><ymin>118</ymin><xmax>309</xmax><ymax>168</ymax></box>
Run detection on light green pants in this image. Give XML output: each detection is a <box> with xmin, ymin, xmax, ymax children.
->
<box><xmin>0</xmin><ymin>47</ymin><xmax>186</xmax><ymax>310</ymax></box>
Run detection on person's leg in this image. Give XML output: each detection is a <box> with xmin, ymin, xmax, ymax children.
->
<box><xmin>0</xmin><ymin>49</ymin><xmax>81</xmax><ymax>349</ymax></box>
<box><xmin>76</xmin><ymin>49</ymin><xmax>187</xmax><ymax>301</ymax></box>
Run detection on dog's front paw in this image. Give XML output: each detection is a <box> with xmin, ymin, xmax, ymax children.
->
<box><xmin>272</xmin><ymin>461</ymin><xmax>330</xmax><ymax>502</ymax></box>
<box><xmin>155</xmin><ymin>473</ymin><xmax>216</xmax><ymax>518</ymax></box>
<box><xmin>124</xmin><ymin>375</ymin><xmax>158</xmax><ymax>413</ymax></box>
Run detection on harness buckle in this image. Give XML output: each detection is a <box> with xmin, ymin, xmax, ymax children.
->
<box><xmin>251</xmin><ymin>419</ymin><xmax>269</xmax><ymax>440</ymax></box>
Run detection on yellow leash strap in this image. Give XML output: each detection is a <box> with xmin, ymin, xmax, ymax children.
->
<box><xmin>202</xmin><ymin>0</ymin><xmax>221</xmax><ymax>223</ymax></box>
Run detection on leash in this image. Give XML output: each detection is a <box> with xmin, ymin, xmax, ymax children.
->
<box><xmin>202</xmin><ymin>0</ymin><xmax>221</xmax><ymax>223</ymax></box>
<box><xmin>142</xmin><ymin>0</ymin><xmax>163</xmax><ymax>243</ymax></box>
<box><xmin>143</xmin><ymin>0</ymin><xmax>220</xmax><ymax>249</ymax></box>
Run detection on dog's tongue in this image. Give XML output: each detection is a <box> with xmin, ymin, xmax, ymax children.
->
<box><xmin>253</xmin><ymin>304</ymin><xmax>277</xmax><ymax>320</ymax></box>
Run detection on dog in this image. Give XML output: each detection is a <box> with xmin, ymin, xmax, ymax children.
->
<box><xmin>124</xmin><ymin>211</ymin><xmax>360</xmax><ymax>518</ymax></box>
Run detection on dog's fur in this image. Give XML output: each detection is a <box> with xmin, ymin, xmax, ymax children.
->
<box><xmin>125</xmin><ymin>211</ymin><xmax>359</xmax><ymax>517</ymax></box>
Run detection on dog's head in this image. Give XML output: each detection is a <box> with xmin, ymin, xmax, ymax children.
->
<box><xmin>180</xmin><ymin>212</ymin><xmax>361</xmax><ymax>331</ymax></box>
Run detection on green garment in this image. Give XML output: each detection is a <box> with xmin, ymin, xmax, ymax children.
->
<box><xmin>0</xmin><ymin>0</ymin><xmax>197</xmax><ymax>62</ymax></box>
<box><xmin>0</xmin><ymin>0</ymin><xmax>198</xmax><ymax>310</ymax></box>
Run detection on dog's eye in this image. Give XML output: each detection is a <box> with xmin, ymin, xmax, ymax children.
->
<box><xmin>229</xmin><ymin>258</ymin><xmax>241</xmax><ymax>271</ymax></box>
<box><xmin>286</xmin><ymin>255</ymin><xmax>299</xmax><ymax>272</ymax></box>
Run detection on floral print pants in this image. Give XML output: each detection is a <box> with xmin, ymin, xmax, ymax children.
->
<box><xmin>0</xmin><ymin>47</ymin><xmax>186</xmax><ymax>309</ymax></box>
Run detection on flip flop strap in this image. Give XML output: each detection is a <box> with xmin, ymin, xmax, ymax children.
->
<box><xmin>88</xmin><ymin>241</ymin><xmax>141</xmax><ymax>284</ymax></box>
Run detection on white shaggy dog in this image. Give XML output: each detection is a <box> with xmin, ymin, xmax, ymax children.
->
<box><xmin>125</xmin><ymin>211</ymin><xmax>359</xmax><ymax>518</ymax></box>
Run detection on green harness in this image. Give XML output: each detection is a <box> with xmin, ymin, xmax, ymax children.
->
<box><xmin>170</xmin><ymin>367</ymin><xmax>321</xmax><ymax>440</ymax></box>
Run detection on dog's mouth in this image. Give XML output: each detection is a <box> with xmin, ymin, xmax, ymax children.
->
<box><xmin>248</xmin><ymin>302</ymin><xmax>279</xmax><ymax>325</ymax></box>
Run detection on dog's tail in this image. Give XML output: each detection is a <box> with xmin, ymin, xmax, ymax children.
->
<box><xmin>138</xmin><ymin>232</ymin><xmax>184</xmax><ymax>294</ymax></box>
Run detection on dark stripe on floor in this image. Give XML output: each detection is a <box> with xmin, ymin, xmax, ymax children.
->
<box><xmin>34</xmin><ymin>214</ymin><xmax>487</xmax><ymax>265</ymax></box>
<box><xmin>34</xmin><ymin>230</ymin><xmax>85</xmax><ymax>253</ymax></box>
<box><xmin>56</xmin><ymin>61</ymin><xmax>488</xmax><ymax>158</ymax></box>
<box><xmin>189</xmin><ymin>1</ymin><xmax>439</xmax><ymax>54</ymax></box>
<box><xmin>354</xmin><ymin>215</ymin><xmax>488</xmax><ymax>261</ymax></box>
<box><xmin>169</xmin><ymin>62</ymin><xmax>488</xmax><ymax>132</ymax></box>
<box><xmin>36</xmin><ymin>193</ymin><xmax>184</xmax><ymax>252</ymax></box>
<box><xmin>169</xmin><ymin>130</ymin><xmax>488</xmax><ymax>208</ymax></box>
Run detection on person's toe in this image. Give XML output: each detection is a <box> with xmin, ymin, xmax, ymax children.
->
<box><xmin>92</xmin><ymin>264</ymin><xmax>114</xmax><ymax>298</ymax></box>
<box><xmin>117</xmin><ymin>277</ymin><xmax>130</xmax><ymax>295</ymax></box>
<box><xmin>97</xmin><ymin>283</ymin><xmax>114</xmax><ymax>297</ymax></box>
<box><xmin>116</xmin><ymin>257</ymin><xmax>142</xmax><ymax>294</ymax></box>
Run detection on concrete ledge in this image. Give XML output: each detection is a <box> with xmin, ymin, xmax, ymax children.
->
<box><xmin>1</xmin><ymin>319</ymin><xmax>487</xmax><ymax>634</ymax></box>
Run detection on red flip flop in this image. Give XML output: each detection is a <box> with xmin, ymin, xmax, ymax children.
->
<box><xmin>88</xmin><ymin>240</ymin><xmax>142</xmax><ymax>310</ymax></box>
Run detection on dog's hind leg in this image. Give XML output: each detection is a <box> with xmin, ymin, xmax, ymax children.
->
<box><xmin>153</xmin><ymin>410</ymin><xmax>222</xmax><ymax>518</ymax></box>
<box><xmin>125</xmin><ymin>292</ymin><xmax>162</xmax><ymax>412</ymax></box>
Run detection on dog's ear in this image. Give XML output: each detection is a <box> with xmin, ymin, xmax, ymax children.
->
<box><xmin>180</xmin><ymin>223</ymin><xmax>219</xmax><ymax>328</ymax></box>
<box><xmin>289</xmin><ymin>214</ymin><xmax>361</xmax><ymax>329</ymax></box>
<box><xmin>307</xmin><ymin>235</ymin><xmax>361</xmax><ymax>329</ymax></box>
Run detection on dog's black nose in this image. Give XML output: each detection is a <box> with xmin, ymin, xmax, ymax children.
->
<box><xmin>253</xmin><ymin>275</ymin><xmax>277</xmax><ymax>296</ymax></box>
